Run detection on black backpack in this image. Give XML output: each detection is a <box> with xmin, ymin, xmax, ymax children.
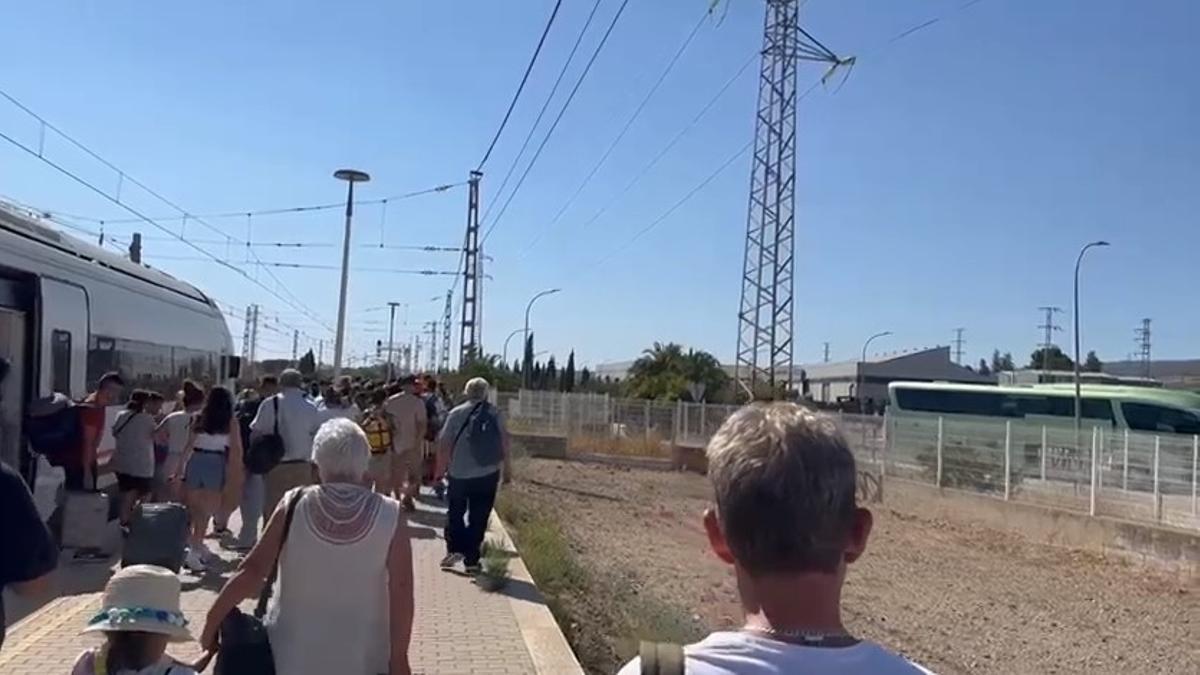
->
<box><xmin>25</xmin><ymin>394</ymin><xmax>83</xmax><ymax>468</ymax></box>
<box><xmin>423</xmin><ymin>395</ymin><xmax>441</xmax><ymax>442</ymax></box>
<box><xmin>245</xmin><ymin>396</ymin><xmax>285</xmax><ymax>475</ymax></box>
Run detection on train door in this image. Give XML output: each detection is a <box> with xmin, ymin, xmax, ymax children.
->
<box><xmin>31</xmin><ymin>278</ymin><xmax>90</xmax><ymax>514</ymax></box>
<box><xmin>0</xmin><ymin>305</ymin><xmax>27</xmax><ymax>472</ymax></box>
<box><xmin>38</xmin><ymin>278</ymin><xmax>89</xmax><ymax>399</ymax></box>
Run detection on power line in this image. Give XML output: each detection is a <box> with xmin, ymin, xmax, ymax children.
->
<box><xmin>0</xmin><ymin>88</ymin><xmax>336</xmax><ymax>334</ymax></box>
<box><xmin>477</xmin><ymin>0</ymin><xmax>565</xmax><ymax>170</ymax></box>
<box><xmin>482</xmin><ymin>0</ymin><xmax>607</xmax><ymax>225</ymax></box>
<box><xmin>482</xmin><ymin>0</ymin><xmax>632</xmax><ymax>244</ymax></box>
<box><xmin>517</xmin><ymin>7</ymin><xmax>712</xmax><ymax>257</ymax></box>
<box><xmin>142</xmin><ymin>253</ymin><xmax>463</xmax><ymax>276</ymax></box>
<box><xmin>558</xmin><ymin>52</ymin><xmax>757</xmax><ymax>245</ymax></box>
<box><xmin>590</xmin><ymin>138</ymin><xmax>751</xmax><ymax>269</ymax></box>
<box><xmin>48</xmin><ymin>182</ymin><xmax>463</xmax><ymax>226</ymax></box>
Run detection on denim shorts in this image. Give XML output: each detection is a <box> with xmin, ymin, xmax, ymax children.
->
<box><xmin>185</xmin><ymin>451</ymin><xmax>227</xmax><ymax>491</ymax></box>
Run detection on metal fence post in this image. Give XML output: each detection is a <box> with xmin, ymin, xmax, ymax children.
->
<box><xmin>1153</xmin><ymin>436</ymin><xmax>1162</xmax><ymax>522</ymax></box>
<box><xmin>936</xmin><ymin>416</ymin><xmax>944</xmax><ymax>489</ymax></box>
<box><xmin>1040</xmin><ymin>425</ymin><xmax>1047</xmax><ymax>482</ymax></box>
<box><xmin>1122</xmin><ymin>429</ymin><xmax>1129</xmax><ymax>492</ymax></box>
<box><xmin>1004</xmin><ymin>420</ymin><xmax>1012</xmax><ymax>501</ymax></box>
<box><xmin>1192</xmin><ymin>434</ymin><xmax>1198</xmax><ymax>516</ymax></box>
<box><xmin>880</xmin><ymin>412</ymin><xmax>889</xmax><ymax>478</ymax></box>
<box><xmin>1089</xmin><ymin>426</ymin><xmax>1098</xmax><ymax>516</ymax></box>
<box><xmin>676</xmin><ymin>400</ymin><xmax>684</xmax><ymax>443</ymax></box>
<box><xmin>699</xmin><ymin>402</ymin><xmax>707</xmax><ymax>440</ymax></box>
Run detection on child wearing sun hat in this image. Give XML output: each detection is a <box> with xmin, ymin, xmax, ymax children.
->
<box><xmin>71</xmin><ymin>565</ymin><xmax>201</xmax><ymax>675</ymax></box>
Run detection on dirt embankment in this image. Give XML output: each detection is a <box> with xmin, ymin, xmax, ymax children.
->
<box><xmin>502</xmin><ymin>458</ymin><xmax>1198</xmax><ymax>675</ymax></box>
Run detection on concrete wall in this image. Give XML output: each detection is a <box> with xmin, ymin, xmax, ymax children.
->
<box><xmin>888</xmin><ymin>479</ymin><xmax>1199</xmax><ymax>579</ymax></box>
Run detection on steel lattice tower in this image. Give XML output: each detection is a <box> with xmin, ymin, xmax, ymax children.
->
<box><xmin>459</xmin><ymin>170</ymin><xmax>483</xmax><ymax>365</ymax></box>
<box><xmin>735</xmin><ymin>0</ymin><xmax>801</xmax><ymax>398</ymax></box>
<box><xmin>735</xmin><ymin>0</ymin><xmax>843</xmax><ymax>399</ymax></box>
<box><xmin>440</xmin><ymin>290</ymin><xmax>452</xmax><ymax>373</ymax></box>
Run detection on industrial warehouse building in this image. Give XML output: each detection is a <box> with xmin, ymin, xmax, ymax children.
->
<box><xmin>801</xmin><ymin>346</ymin><xmax>994</xmax><ymax>410</ymax></box>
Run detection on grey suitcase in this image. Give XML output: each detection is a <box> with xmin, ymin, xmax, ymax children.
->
<box><xmin>121</xmin><ymin>502</ymin><xmax>189</xmax><ymax>572</ymax></box>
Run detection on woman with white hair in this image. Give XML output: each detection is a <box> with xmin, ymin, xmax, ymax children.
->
<box><xmin>200</xmin><ymin>418</ymin><xmax>414</xmax><ymax>675</ymax></box>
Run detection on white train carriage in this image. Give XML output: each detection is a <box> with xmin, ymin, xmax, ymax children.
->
<box><xmin>0</xmin><ymin>202</ymin><xmax>238</xmax><ymax>517</ymax></box>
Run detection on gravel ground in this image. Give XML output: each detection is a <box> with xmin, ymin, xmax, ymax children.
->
<box><xmin>506</xmin><ymin>457</ymin><xmax>1198</xmax><ymax>675</ymax></box>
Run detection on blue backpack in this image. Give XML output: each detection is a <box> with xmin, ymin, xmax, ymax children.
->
<box><xmin>455</xmin><ymin>402</ymin><xmax>502</xmax><ymax>467</ymax></box>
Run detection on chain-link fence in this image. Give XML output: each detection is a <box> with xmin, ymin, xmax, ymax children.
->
<box><xmin>493</xmin><ymin>389</ymin><xmax>886</xmax><ymax>461</ymax></box>
<box><xmin>886</xmin><ymin>413</ymin><xmax>1200</xmax><ymax>530</ymax></box>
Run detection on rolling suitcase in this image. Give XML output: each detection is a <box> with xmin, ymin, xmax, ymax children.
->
<box><xmin>61</xmin><ymin>491</ymin><xmax>111</xmax><ymax>551</ymax></box>
<box><xmin>121</xmin><ymin>502</ymin><xmax>189</xmax><ymax>572</ymax></box>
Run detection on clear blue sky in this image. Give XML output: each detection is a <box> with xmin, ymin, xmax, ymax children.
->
<box><xmin>1</xmin><ymin>0</ymin><xmax>1197</xmax><ymax>370</ymax></box>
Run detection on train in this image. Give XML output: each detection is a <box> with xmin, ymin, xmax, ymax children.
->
<box><xmin>0</xmin><ymin>201</ymin><xmax>238</xmax><ymax>517</ymax></box>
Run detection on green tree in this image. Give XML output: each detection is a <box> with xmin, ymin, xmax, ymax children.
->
<box><xmin>1029</xmin><ymin>346</ymin><xmax>1074</xmax><ymax>371</ymax></box>
<box><xmin>991</xmin><ymin>350</ymin><xmax>1015</xmax><ymax>373</ymax></box>
<box><xmin>298</xmin><ymin>349</ymin><xmax>316</xmax><ymax>376</ymax></box>
<box><xmin>978</xmin><ymin>358</ymin><xmax>991</xmax><ymax>376</ymax></box>
<box><xmin>545</xmin><ymin>356</ymin><xmax>558</xmax><ymax>391</ymax></box>
<box><xmin>580</xmin><ymin>367</ymin><xmax>592</xmax><ymax>388</ymax></box>
<box><xmin>522</xmin><ymin>333</ymin><xmax>535</xmax><ymax>387</ymax></box>
<box><xmin>562</xmin><ymin>351</ymin><xmax>576</xmax><ymax>392</ymax></box>
<box><xmin>627</xmin><ymin>342</ymin><xmax>730</xmax><ymax>401</ymax></box>
<box><xmin>1084</xmin><ymin>350</ymin><xmax>1103</xmax><ymax>372</ymax></box>
<box><xmin>680</xmin><ymin>349</ymin><xmax>728</xmax><ymax>401</ymax></box>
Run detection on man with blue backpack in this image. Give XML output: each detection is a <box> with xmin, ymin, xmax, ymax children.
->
<box><xmin>435</xmin><ymin>377</ymin><xmax>511</xmax><ymax>575</ymax></box>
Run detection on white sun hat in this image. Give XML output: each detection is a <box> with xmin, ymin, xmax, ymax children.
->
<box><xmin>81</xmin><ymin>565</ymin><xmax>192</xmax><ymax>642</ymax></box>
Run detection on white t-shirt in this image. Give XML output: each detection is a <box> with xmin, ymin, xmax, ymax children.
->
<box><xmin>157</xmin><ymin>410</ymin><xmax>192</xmax><ymax>455</ymax></box>
<box><xmin>616</xmin><ymin>632</ymin><xmax>934</xmax><ymax>675</ymax></box>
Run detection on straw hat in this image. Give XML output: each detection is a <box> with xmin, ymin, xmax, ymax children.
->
<box><xmin>81</xmin><ymin>565</ymin><xmax>192</xmax><ymax>642</ymax></box>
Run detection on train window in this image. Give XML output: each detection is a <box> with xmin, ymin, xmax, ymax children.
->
<box><xmin>50</xmin><ymin>330</ymin><xmax>71</xmax><ymax>394</ymax></box>
<box><xmin>87</xmin><ymin>335</ymin><xmax>117</xmax><ymax>390</ymax></box>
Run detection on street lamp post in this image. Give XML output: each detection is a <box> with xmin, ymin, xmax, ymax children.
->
<box><xmin>502</xmin><ymin>328</ymin><xmax>528</xmax><ymax>365</ymax></box>
<box><xmin>522</xmin><ymin>288</ymin><xmax>561</xmax><ymax>389</ymax></box>
<box><xmin>859</xmin><ymin>331</ymin><xmax>893</xmax><ymax>415</ymax></box>
<box><xmin>332</xmin><ymin>168</ymin><xmax>371</xmax><ymax>377</ymax></box>
<box><xmin>386</xmin><ymin>301</ymin><xmax>402</xmax><ymax>381</ymax></box>
<box><xmin>1073</xmin><ymin>240</ymin><xmax>1110</xmax><ymax>450</ymax></box>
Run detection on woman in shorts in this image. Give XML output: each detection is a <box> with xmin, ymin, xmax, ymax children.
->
<box><xmin>179</xmin><ymin>386</ymin><xmax>243</xmax><ymax>572</ymax></box>
<box><xmin>111</xmin><ymin>390</ymin><xmax>163</xmax><ymax>528</ymax></box>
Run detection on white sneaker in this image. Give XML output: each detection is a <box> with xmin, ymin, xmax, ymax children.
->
<box><xmin>439</xmin><ymin>552</ymin><xmax>463</xmax><ymax>570</ymax></box>
<box><xmin>199</xmin><ymin>546</ymin><xmax>218</xmax><ymax>564</ymax></box>
<box><xmin>184</xmin><ymin>549</ymin><xmax>207</xmax><ymax>572</ymax></box>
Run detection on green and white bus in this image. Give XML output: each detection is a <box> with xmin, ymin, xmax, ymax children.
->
<box><xmin>887</xmin><ymin>381</ymin><xmax>1200</xmax><ymax>489</ymax></box>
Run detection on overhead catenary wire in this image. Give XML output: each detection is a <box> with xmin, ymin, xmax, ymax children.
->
<box><xmin>481</xmin><ymin>0</ymin><xmax>633</xmax><ymax>245</ymax></box>
<box><xmin>0</xmin><ymin>88</ymin><xmax>337</xmax><ymax>334</ymax></box>
<box><xmin>141</xmin><ymin>253</ymin><xmax>465</xmax><ymax>276</ymax></box>
<box><xmin>481</xmin><ymin>0</ymin><xmax>608</xmax><ymax>226</ymax></box>
<box><xmin>589</xmin><ymin>138</ymin><xmax>752</xmax><ymax>269</ymax></box>
<box><xmin>476</xmin><ymin>0</ymin><xmax>565</xmax><ymax>170</ymax></box>
<box><xmin>48</xmin><ymin>182</ymin><xmax>464</xmax><ymax>226</ymax></box>
<box><xmin>516</xmin><ymin>7</ymin><xmax>713</xmax><ymax>257</ymax></box>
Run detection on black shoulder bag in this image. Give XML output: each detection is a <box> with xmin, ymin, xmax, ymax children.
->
<box><xmin>245</xmin><ymin>396</ymin><xmax>285</xmax><ymax>475</ymax></box>
<box><xmin>214</xmin><ymin>487</ymin><xmax>304</xmax><ymax>675</ymax></box>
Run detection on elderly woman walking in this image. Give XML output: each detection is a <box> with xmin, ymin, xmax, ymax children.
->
<box><xmin>200</xmin><ymin>418</ymin><xmax>414</xmax><ymax>675</ymax></box>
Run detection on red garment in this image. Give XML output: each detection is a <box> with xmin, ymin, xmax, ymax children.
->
<box><xmin>75</xmin><ymin>402</ymin><xmax>106</xmax><ymax>469</ymax></box>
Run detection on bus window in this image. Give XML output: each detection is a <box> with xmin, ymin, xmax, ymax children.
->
<box><xmin>894</xmin><ymin>388</ymin><xmax>1006</xmax><ymax>416</ymax></box>
<box><xmin>1082</xmin><ymin>399</ymin><xmax>1115</xmax><ymax>422</ymax></box>
<box><xmin>1121</xmin><ymin>402</ymin><xmax>1200</xmax><ymax>434</ymax></box>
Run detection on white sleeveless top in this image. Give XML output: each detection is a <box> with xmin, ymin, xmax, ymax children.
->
<box><xmin>193</xmin><ymin>432</ymin><xmax>229</xmax><ymax>452</ymax></box>
<box><xmin>265</xmin><ymin>484</ymin><xmax>400</xmax><ymax>675</ymax></box>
